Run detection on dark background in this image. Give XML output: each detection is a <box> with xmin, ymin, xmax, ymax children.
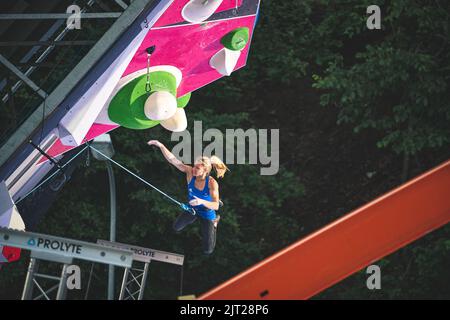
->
<box><xmin>1</xmin><ymin>0</ymin><xmax>449</xmax><ymax>299</ymax></box>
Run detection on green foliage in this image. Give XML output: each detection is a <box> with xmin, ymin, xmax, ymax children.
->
<box><xmin>1</xmin><ymin>0</ymin><xmax>449</xmax><ymax>300</ymax></box>
<box><xmin>0</xmin><ymin>106</ymin><xmax>303</xmax><ymax>299</ymax></box>
<box><xmin>310</xmin><ymin>0</ymin><xmax>450</xmax><ymax>155</ymax></box>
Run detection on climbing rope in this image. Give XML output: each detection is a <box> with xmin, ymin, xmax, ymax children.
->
<box><xmin>16</xmin><ymin>142</ymin><xmax>195</xmax><ymax>215</ymax></box>
<box><xmin>88</xmin><ymin>144</ymin><xmax>196</xmax><ymax>215</ymax></box>
<box><xmin>16</xmin><ymin>144</ymin><xmax>90</xmax><ymax>204</ymax></box>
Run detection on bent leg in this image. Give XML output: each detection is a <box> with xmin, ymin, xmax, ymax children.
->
<box><xmin>200</xmin><ymin>218</ymin><xmax>216</xmax><ymax>255</ymax></box>
<box><xmin>173</xmin><ymin>212</ymin><xmax>197</xmax><ymax>233</ymax></box>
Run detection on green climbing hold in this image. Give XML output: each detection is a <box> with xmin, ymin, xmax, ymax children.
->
<box><xmin>221</xmin><ymin>27</ymin><xmax>250</xmax><ymax>51</ymax></box>
<box><xmin>108</xmin><ymin>71</ymin><xmax>177</xmax><ymax>130</ymax></box>
<box><xmin>177</xmin><ymin>92</ymin><xmax>192</xmax><ymax>108</ymax></box>
<box><xmin>131</xmin><ymin>71</ymin><xmax>177</xmax><ymax>123</ymax></box>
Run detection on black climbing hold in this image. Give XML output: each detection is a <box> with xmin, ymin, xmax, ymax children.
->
<box><xmin>146</xmin><ymin>45</ymin><xmax>156</xmax><ymax>55</ymax></box>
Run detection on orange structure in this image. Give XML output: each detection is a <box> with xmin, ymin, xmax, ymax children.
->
<box><xmin>199</xmin><ymin>159</ymin><xmax>450</xmax><ymax>300</ymax></box>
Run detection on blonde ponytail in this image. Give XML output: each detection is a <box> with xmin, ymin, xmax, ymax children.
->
<box><xmin>210</xmin><ymin>156</ymin><xmax>229</xmax><ymax>179</ymax></box>
<box><xmin>195</xmin><ymin>155</ymin><xmax>229</xmax><ymax>179</ymax></box>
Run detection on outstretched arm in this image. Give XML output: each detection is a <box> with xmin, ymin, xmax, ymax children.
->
<box><xmin>148</xmin><ymin>140</ymin><xmax>192</xmax><ymax>177</ymax></box>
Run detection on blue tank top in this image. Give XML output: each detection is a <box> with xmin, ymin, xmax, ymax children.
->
<box><xmin>187</xmin><ymin>176</ymin><xmax>216</xmax><ymax>220</ymax></box>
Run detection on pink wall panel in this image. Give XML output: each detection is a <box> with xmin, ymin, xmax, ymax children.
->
<box><xmin>39</xmin><ymin>13</ymin><xmax>257</xmax><ymax>162</ymax></box>
<box><xmin>124</xmin><ymin>15</ymin><xmax>256</xmax><ymax>97</ymax></box>
<box><xmin>154</xmin><ymin>0</ymin><xmax>244</xmax><ymax>27</ymax></box>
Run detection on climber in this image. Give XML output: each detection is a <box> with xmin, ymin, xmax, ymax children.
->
<box><xmin>147</xmin><ymin>140</ymin><xmax>228</xmax><ymax>255</ymax></box>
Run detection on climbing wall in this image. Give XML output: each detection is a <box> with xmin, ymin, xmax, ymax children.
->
<box><xmin>1</xmin><ymin>0</ymin><xmax>261</xmax><ymax>263</ymax></box>
<box><xmin>38</xmin><ymin>0</ymin><xmax>260</xmax><ymax>165</ymax></box>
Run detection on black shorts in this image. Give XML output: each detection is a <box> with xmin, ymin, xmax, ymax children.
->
<box><xmin>173</xmin><ymin>212</ymin><xmax>216</xmax><ymax>255</ymax></box>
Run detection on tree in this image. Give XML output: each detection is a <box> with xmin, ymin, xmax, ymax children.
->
<box><xmin>310</xmin><ymin>0</ymin><xmax>450</xmax><ymax>180</ymax></box>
